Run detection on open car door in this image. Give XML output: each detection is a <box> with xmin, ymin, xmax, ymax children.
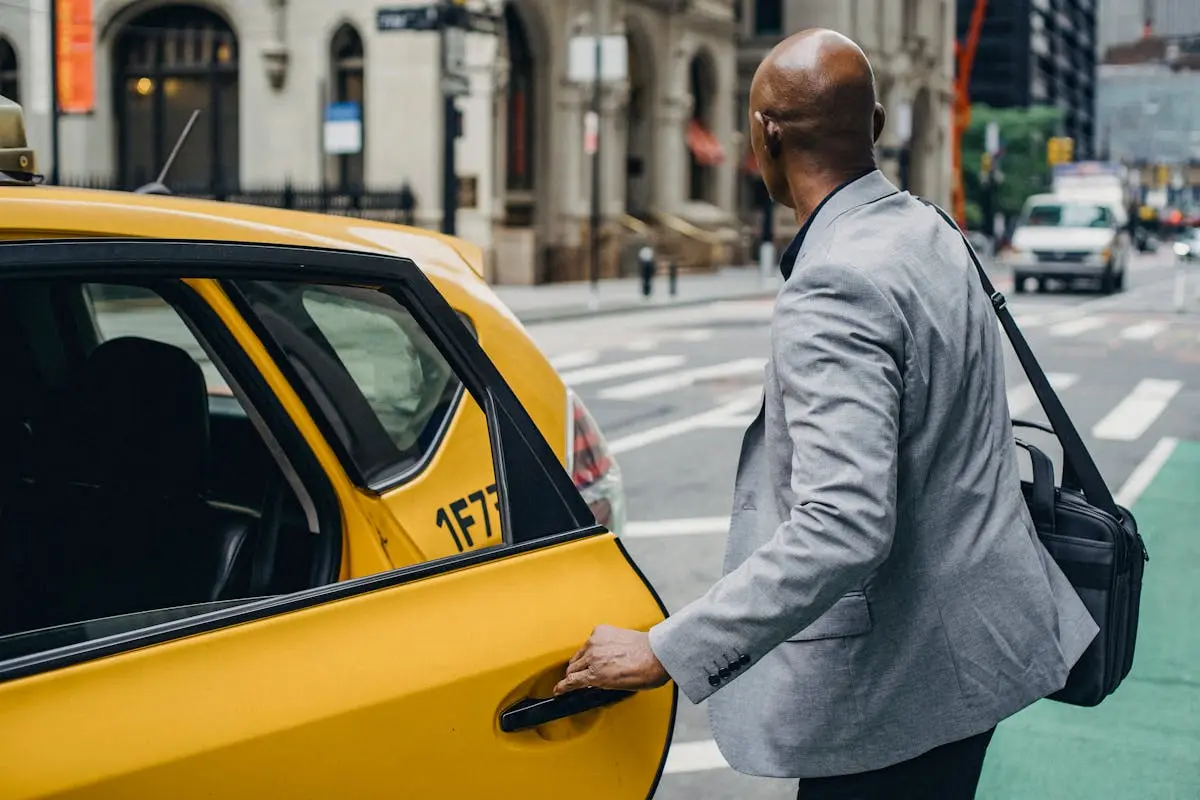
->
<box><xmin>0</xmin><ymin>240</ymin><xmax>675</xmax><ymax>799</ymax></box>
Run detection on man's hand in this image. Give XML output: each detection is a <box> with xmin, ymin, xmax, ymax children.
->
<box><xmin>553</xmin><ymin>624</ymin><xmax>670</xmax><ymax>695</ymax></box>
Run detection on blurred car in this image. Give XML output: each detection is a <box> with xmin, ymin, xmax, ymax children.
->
<box><xmin>0</xmin><ymin>96</ymin><xmax>671</xmax><ymax>798</ymax></box>
<box><xmin>1003</xmin><ymin>193</ymin><xmax>1131</xmax><ymax>294</ymax></box>
<box><xmin>1173</xmin><ymin>227</ymin><xmax>1200</xmax><ymax>263</ymax></box>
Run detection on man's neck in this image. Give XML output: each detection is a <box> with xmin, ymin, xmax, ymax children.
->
<box><xmin>787</xmin><ymin>160</ymin><xmax>876</xmax><ymax>227</ymax></box>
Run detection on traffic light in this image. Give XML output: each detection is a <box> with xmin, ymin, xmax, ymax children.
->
<box><xmin>1047</xmin><ymin>136</ymin><xmax>1075</xmax><ymax>166</ymax></box>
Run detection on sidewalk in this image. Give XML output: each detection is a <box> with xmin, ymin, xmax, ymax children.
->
<box><xmin>493</xmin><ymin>265</ymin><xmax>781</xmax><ymax>324</ymax></box>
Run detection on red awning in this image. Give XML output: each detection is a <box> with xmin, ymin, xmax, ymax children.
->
<box><xmin>687</xmin><ymin>119</ymin><xmax>726</xmax><ymax>166</ymax></box>
<box><xmin>742</xmin><ymin>145</ymin><xmax>760</xmax><ymax>176</ymax></box>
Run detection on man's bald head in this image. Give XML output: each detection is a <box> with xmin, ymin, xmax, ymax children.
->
<box><xmin>749</xmin><ymin>29</ymin><xmax>884</xmax><ymax>209</ymax></box>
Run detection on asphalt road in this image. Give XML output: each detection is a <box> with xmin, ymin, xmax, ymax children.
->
<box><xmin>524</xmin><ymin>247</ymin><xmax>1200</xmax><ymax>799</ymax></box>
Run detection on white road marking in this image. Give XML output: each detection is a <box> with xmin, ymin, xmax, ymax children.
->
<box><xmin>677</xmin><ymin>329</ymin><xmax>715</xmax><ymax>342</ymax></box>
<box><xmin>558</xmin><ymin>355</ymin><xmax>685</xmax><ymax>386</ymax></box>
<box><xmin>1092</xmin><ymin>379</ymin><xmax>1183</xmax><ymax>441</ymax></box>
<box><xmin>701</xmin><ymin>414</ymin><xmax>759</xmax><ymax>428</ymax></box>
<box><xmin>607</xmin><ymin>389</ymin><xmax>762</xmax><ymax>455</ymax></box>
<box><xmin>599</xmin><ymin>358</ymin><xmax>767</xmax><ymax>401</ymax></box>
<box><xmin>1115</xmin><ymin>437</ymin><xmax>1179</xmax><ymax>509</ymax></box>
<box><xmin>1014</xmin><ymin>314</ymin><xmax>1047</xmax><ymax>328</ymax></box>
<box><xmin>548</xmin><ymin>350</ymin><xmax>599</xmax><ymax>370</ymax></box>
<box><xmin>664</xmin><ymin>739</ymin><xmax>730</xmax><ymax>775</ymax></box>
<box><xmin>1006</xmin><ymin>373</ymin><xmax>1079</xmax><ymax>417</ymax></box>
<box><xmin>623</xmin><ymin>339</ymin><xmax>658</xmax><ymax>352</ymax></box>
<box><xmin>626</xmin><ymin>517</ymin><xmax>730</xmax><ymax>538</ymax></box>
<box><xmin>1048</xmin><ymin>316</ymin><xmax>1106</xmax><ymax>337</ymax></box>
<box><xmin>1120</xmin><ymin>320</ymin><xmax>1169</xmax><ymax>341</ymax></box>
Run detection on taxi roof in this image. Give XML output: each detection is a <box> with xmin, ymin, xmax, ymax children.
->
<box><xmin>0</xmin><ymin>183</ymin><xmax>488</xmax><ymax>287</ymax></box>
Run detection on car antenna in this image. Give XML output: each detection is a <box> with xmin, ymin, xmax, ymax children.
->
<box><xmin>134</xmin><ymin>109</ymin><xmax>200</xmax><ymax>195</ymax></box>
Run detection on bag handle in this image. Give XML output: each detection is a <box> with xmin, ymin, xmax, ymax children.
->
<box><xmin>1014</xmin><ymin>439</ymin><xmax>1057</xmax><ymax>537</ymax></box>
<box><xmin>918</xmin><ymin>199</ymin><xmax>1120</xmax><ymax>519</ymax></box>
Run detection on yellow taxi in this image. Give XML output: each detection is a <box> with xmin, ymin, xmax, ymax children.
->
<box><xmin>0</xmin><ymin>96</ymin><xmax>674</xmax><ymax>798</ymax></box>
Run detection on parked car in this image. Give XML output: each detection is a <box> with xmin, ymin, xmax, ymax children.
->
<box><xmin>0</xmin><ymin>96</ymin><xmax>671</xmax><ymax>799</ymax></box>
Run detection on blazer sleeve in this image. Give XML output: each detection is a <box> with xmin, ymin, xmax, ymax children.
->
<box><xmin>648</xmin><ymin>260</ymin><xmax>905</xmax><ymax>705</ymax></box>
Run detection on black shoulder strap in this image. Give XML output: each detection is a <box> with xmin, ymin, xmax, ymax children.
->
<box><xmin>918</xmin><ymin>199</ymin><xmax>1121</xmax><ymax>518</ymax></box>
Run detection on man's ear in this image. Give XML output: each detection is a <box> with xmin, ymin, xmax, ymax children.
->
<box><xmin>873</xmin><ymin>103</ymin><xmax>886</xmax><ymax>144</ymax></box>
<box><xmin>758</xmin><ymin>111</ymin><xmax>783</xmax><ymax>159</ymax></box>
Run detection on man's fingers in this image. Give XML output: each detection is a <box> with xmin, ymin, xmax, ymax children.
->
<box><xmin>566</xmin><ymin>639</ymin><xmax>590</xmax><ymax>672</ymax></box>
<box><xmin>553</xmin><ymin>666</ymin><xmax>594</xmax><ymax>696</ymax></box>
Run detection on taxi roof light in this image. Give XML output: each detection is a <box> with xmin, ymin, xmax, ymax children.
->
<box><xmin>0</xmin><ymin>95</ymin><xmax>39</xmax><ymax>182</ymax></box>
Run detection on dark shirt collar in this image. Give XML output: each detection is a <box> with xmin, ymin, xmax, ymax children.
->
<box><xmin>778</xmin><ymin>171</ymin><xmax>871</xmax><ymax>280</ymax></box>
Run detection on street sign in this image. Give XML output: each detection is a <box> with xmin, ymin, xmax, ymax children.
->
<box><xmin>583</xmin><ymin>111</ymin><xmax>599</xmax><ymax>155</ymax></box>
<box><xmin>323</xmin><ymin>102</ymin><xmax>362</xmax><ymax>155</ymax></box>
<box><xmin>377</xmin><ymin>4</ymin><xmax>499</xmax><ymax>34</ymax></box>
<box><xmin>377</xmin><ymin>5</ymin><xmax>440</xmax><ymax>31</ymax></box>
<box><xmin>893</xmin><ymin>101</ymin><xmax>912</xmax><ymax>144</ymax></box>
<box><xmin>985</xmin><ymin>121</ymin><xmax>1000</xmax><ymax>155</ymax></box>
<box><xmin>567</xmin><ymin>35</ymin><xmax>628</xmax><ymax>83</ymax></box>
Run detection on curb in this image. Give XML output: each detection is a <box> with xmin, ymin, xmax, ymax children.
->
<box><xmin>512</xmin><ymin>285</ymin><xmax>781</xmax><ymax>325</ymax></box>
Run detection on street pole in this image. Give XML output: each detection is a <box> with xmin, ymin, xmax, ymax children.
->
<box><xmin>440</xmin><ymin>4</ymin><xmax>458</xmax><ymax>236</ymax></box>
<box><xmin>48</xmin><ymin>0</ymin><xmax>60</xmax><ymax>185</ymax></box>
<box><xmin>587</xmin><ymin>0</ymin><xmax>602</xmax><ymax>309</ymax></box>
<box><xmin>757</xmin><ymin>182</ymin><xmax>775</xmax><ymax>285</ymax></box>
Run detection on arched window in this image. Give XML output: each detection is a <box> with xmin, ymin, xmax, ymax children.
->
<box><xmin>330</xmin><ymin>24</ymin><xmax>365</xmax><ymax>191</ymax></box>
<box><xmin>687</xmin><ymin>51</ymin><xmax>719</xmax><ymax>203</ymax></box>
<box><xmin>504</xmin><ymin>3</ymin><xmax>535</xmax><ymax>196</ymax></box>
<box><xmin>754</xmin><ymin>0</ymin><xmax>783</xmax><ymax>36</ymax></box>
<box><xmin>114</xmin><ymin>5</ymin><xmax>239</xmax><ymax>192</ymax></box>
<box><xmin>0</xmin><ymin>38</ymin><xmax>18</xmax><ymax>103</ymax></box>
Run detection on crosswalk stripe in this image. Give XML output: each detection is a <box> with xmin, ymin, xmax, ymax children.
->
<box><xmin>599</xmin><ymin>358</ymin><xmax>767</xmax><ymax>401</ymax></box>
<box><xmin>548</xmin><ymin>350</ymin><xmax>599</xmax><ymax>370</ymax></box>
<box><xmin>1092</xmin><ymin>378</ymin><xmax>1183</xmax><ymax>441</ymax></box>
<box><xmin>663</xmin><ymin>739</ymin><xmax>729</xmax><ymax>775</ymax></box>
<box><xmin>1007</xmin><ymin>373</ymin><xmax>1079</xmax><ymax>417</ymax></box>
<box><xmin>1120</xmin><ymin>320</ymin><xmax>1168</xmax><ymax>341</ymax></box>
<box><xmin>626</xmin><ymin>518</ymin><xmax>730</xmax><ymax>538</ymax></box>
<box><xmin>607</xmin><ymin>389</ymin><xmax>762</xmax><ymax>455</ymax></box>
<box><xmin>1115</xmin><ymin>437</ymin><xmax>1179</xmax><ymax>508</ymax></box>
<box><xmin>1048</xmin><ymin>316</ymin><xmax>1106</xmax><ymax>337</ymax></box>
<box><xmin>558</xmin><ymin>355</ymin><xmax>685</xmax><ymax>386</ymax></box>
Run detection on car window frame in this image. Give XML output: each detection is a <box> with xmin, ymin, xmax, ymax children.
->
<box><xmin>0</xmin><ymin>238</ymin><xmax>599</xmax><ymax>685</ymax></box>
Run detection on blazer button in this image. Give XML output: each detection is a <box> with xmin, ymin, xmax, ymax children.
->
<box><xmin>718</xmin><ymin>666</ymin><xmax>731</xmax><ymax>680</ymax></box>
<box><xmin>708</xmin><ymin>674</ymin><xmax>721</xmax><ymax>687</ymax></box>
<box><xmin>738</xmin><ymin>654</ymin><xmax>750</xmax><ymax>666</ymax></box>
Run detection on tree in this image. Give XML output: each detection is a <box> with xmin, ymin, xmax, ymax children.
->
<box><xmin>961</xmin><ymin>103</ymin><xmax>1065</xmax><ymax>231</ymax></box>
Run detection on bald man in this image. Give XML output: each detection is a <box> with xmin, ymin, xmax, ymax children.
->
<box><xmin>556</xmin><ymin>29</ymin><xmax>1096</xmax><ymax>798</ymax></box>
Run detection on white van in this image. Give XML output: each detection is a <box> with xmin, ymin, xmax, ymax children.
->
<box><xmin>1003</xmin><ymin>193</ymin><xmax>1131</xmax><ymax>294</ymax></box>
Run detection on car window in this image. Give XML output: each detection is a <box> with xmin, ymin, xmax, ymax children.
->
<box><xmin>0</xmin><ymin>278</ymin><xmax>338</xmax><ymax>651</ymax></box>
<box><xmin>230</xmin><ymin>281</ymin><xmax>467</xmax><ymax>489</ymax></box>
<box><xmin>84</xmin><ymin>284</ymin><xmax>233</xmax><ymax>395</ymax></box>
<box><xmin>301</xmin><ymin>287</ymin><xmax>457</xmax><ymax>455</ymax></box>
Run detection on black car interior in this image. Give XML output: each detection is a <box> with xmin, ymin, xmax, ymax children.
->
<box><xmin>0</xmin><ymin>280</ymin><xmax>333</xmax><ymax>639</ymax></box>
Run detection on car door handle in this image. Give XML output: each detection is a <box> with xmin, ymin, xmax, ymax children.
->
<box><xmin>499</xmin><ymin>687</ymin><xmax>635</xmax><ymax>733</ymax></box>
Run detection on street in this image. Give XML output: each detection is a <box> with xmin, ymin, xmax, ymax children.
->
<box><xmin>526</xmin><ymin>248</ymin><xmax>1200</xmax><ymax>799</ymax></box>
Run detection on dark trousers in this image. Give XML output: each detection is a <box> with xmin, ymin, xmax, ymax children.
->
<box><xmin>795</xmin><ymin>727</ymin><xmax>996</xmax><ymax>800</ymax></box>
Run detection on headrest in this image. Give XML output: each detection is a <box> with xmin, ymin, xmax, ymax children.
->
<box><xmin>74</xmin><ymin>337</ymin><xmax>210</xmax><ymax>494</ymax></box>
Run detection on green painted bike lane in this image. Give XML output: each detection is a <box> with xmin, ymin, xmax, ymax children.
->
<box><xmin>977</xmin><ymin>440</ymin><xmax>1200</xmax><ymax>799</ymax></box>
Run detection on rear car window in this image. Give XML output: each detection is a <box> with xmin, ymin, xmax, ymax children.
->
<box><xmin>230</xmin><ymin>281</ymin><xmax>464</xmax><ymax>487</ymax></box>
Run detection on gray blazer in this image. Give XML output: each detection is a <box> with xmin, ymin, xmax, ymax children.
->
<box><xmin>648</xmin><ymin>170</ymin><xmax>1098</xmax><ymax>779</ymax></box>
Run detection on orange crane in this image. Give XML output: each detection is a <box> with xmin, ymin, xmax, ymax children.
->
<box><xmin>951</xmin><ymin>0</ymin><xmax>989</xmax><ymax>229</ymax></box>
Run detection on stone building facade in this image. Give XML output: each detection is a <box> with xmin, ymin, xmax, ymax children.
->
<box><xmin>735</xmin><ymin>0</ymin><xmax>956</xmax><ymax>236</ymax></box>
<box><xmin>0</xmin><ymin>0</ymin><xmax>742</xmax><ymax>283</ymax></box>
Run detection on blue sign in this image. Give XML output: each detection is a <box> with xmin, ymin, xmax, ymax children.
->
<box><xmin>324</xmin><ymin>102</ymin><xmax>363</xmax><ymax>155</ymax></box>
<box><xmin>325</xmin><ymin>102</ymin><xmax>361</xmax><ymax>123</ymax></box>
